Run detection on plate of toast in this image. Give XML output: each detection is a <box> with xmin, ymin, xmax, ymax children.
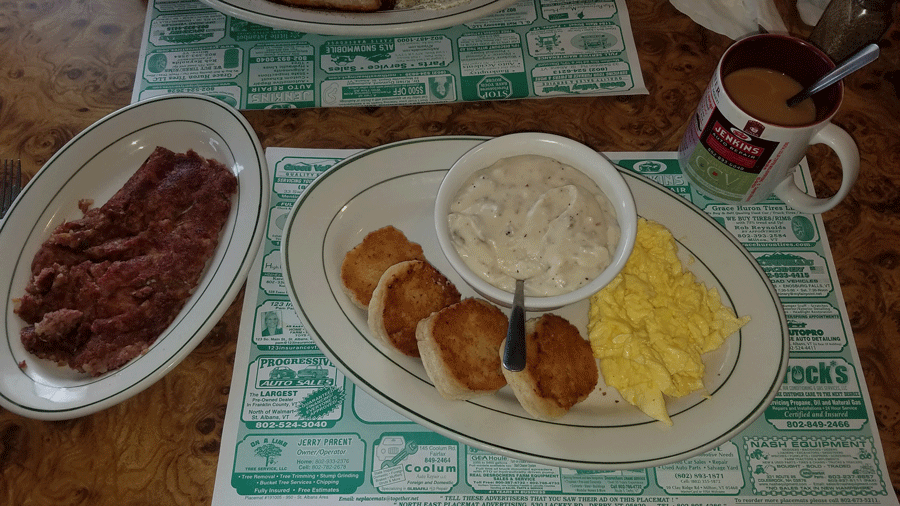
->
<box><xmin>281</xmin><ymin>136</ymin><xmax>788</xmax><ymax>469</ymax></box>
<box><xmin>199</xmin><ymin>0</ymin><xmax>518</xmax><ymax>36</ymax></box>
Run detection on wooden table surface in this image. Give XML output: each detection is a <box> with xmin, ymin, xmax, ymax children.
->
<box><xmin>1</xmin><ymin>0</ymin><xmax>897</xmax><ymax>503</ymax></box>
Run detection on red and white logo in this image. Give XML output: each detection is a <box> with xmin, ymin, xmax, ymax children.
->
<box><xmin>730</xmin><ymin>127</ymin><xmax>751</xmax><ymax>141</ymax></box>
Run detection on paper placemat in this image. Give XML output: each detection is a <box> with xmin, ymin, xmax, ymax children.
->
<box><xmin>211</xmin><ymin>145</ymin><xmax>899</xmax><ymax>505</ymax></box>
<box><xmin>133</xmin><ymin>0</ymin><xmax>646</xmax><ymax>108</ymax></box>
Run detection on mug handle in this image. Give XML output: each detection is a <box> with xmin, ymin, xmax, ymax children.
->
<box><xmin>773</xmin><ymin>123</ymin><xmax>859</xmax><ymax>214</ymax></box>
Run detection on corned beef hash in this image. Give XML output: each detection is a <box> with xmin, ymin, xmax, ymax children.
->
<box><xmin>13</xmin><ymin>147</ymin><xmax>237</xmax><ymax>376</ymax></box>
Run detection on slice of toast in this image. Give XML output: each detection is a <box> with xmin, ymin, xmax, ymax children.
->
<box><xmin>501</xmin><ymin>313</ymin><xmax>598</xmax><ymax>420</ymax></box>
<box><xmin>341</xmin><ymin>226</ymin><xmax>425</xmax><ymax>310</ymax></box>
<box><xmin>268</xmin><ymin>0</ymin><xmax>386</xmax><ymax>13</ymax></box>
<box><xmin>416</xmin><ymin>298</ymin><xmax>508</xmax><ymax>400</ymax></box>
<box><xmin>368</xmin><ymin>260</ymin><xmax>461</xmax><ymax>357</ymax></box>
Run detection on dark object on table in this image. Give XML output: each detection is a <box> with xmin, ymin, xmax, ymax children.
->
<box><xmin>808</xmin><ymin>0</ymin><xmax>896</xmax><ymax>63</ymax></box>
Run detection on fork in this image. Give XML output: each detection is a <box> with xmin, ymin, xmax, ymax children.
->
<box><xmin>1</xmin><ymin>158</ymin><xmax>23</xmax><ymax>219</ymax></box>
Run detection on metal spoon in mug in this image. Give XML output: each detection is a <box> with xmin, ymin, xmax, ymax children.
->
<box><xmin>502</xmin><ymin>279</ymin><xmax>526</xmax><ymax>372</ymax></box>
<box><xmin>787</xmin><ymin>43</ymin><xmax>880</xmax><ymax>107</ymax></box>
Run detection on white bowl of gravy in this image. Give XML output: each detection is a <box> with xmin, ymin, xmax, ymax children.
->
<box><xmin>435</xmin><ymin>132</ymin><xmax>637</xmax><ymax>311</ymax></box>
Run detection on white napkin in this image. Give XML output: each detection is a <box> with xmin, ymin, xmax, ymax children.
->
<box><xmin>796</xmin><ymin>0</ymin><xmax>830</xmax><ymax>26</ymax></box>
<box><xmin>668</xmin><ymin>0</ymin><xmax>788</xmax><ymax>39</ymax></box>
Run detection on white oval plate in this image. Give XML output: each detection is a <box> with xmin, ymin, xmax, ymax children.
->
<box><xmin>0</xmin><ymin>94</ymin><xmax>268</xmax><ymax>420</ymax></box>
<box><xmin>200</xmin><ymin>0</ymin><xmax>517</xmax><ymax>36</ymax></box>
<box><xmin>282</xmin><ymin>137</ymin><xmax>788</xmax><ymax>469</ymax></box>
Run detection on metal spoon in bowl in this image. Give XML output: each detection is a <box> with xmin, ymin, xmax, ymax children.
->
<box><xmin>502</xmin><ymin>278</ymin><xmax>527</xmax><ymax>372</ymax></box>
<box><xmin>787</xmin><ymin>43</ymin><xmax>880</xmax><ymax>107</ymax></box>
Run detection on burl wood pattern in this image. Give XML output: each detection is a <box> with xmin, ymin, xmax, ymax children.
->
<box><xmin>0</xmin><ymin>0</ymin><xmax>898</xmax><ymax>504</ymax></box>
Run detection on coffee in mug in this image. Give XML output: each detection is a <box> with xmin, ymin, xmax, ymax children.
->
<box><xmin>678</xmin><ymin>34</ymin><xmax>859</xmax><ymax>214</ymax></box>
<box><xmin>723</xmin><ymin>68</ymin><xmax>816</xmax><ymax>126</ymax></box>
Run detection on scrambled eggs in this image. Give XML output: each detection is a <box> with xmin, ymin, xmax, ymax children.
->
<box><xmin>587</xmin><ymin>218</ymin><xmax>750</xmax><ymax>425</ymax></box>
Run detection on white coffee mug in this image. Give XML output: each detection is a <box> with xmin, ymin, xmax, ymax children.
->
<box><xmin>678</xmin><ymin>34</ymin><xmax>859</xmax><ymax>214</ymax></box>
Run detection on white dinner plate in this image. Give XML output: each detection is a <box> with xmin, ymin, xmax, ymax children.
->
<box><xmin>200</xmin><ymin>0</ymin><xmax>518</xmax><ymax>36</ymax></box>
<box><xmin>282</xmin><ymin>136</ymin><xmax>788</xmax><ymax>469</ymax></box>
<box><xmin>0</xmin><ymin>94</ymin><xmax>268</xmax><ymax>420</ymax></box>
